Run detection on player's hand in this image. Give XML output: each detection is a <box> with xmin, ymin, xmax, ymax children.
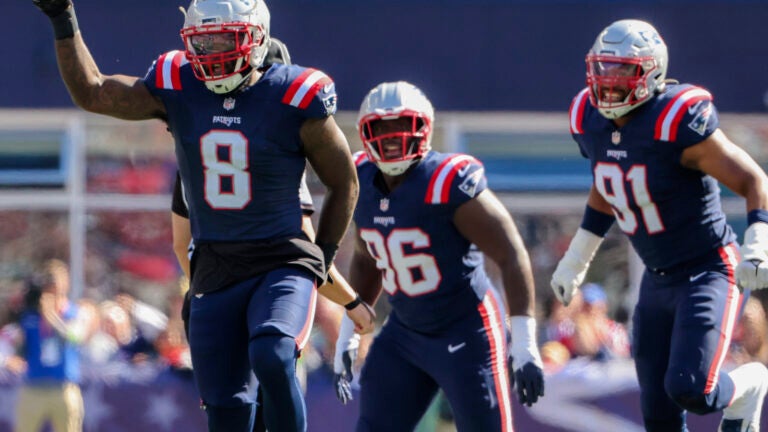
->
<box><xmin>346</xmin><ymin>301</ymin><xmax>376</xmax><ymax>335</ymax></box>
<box><xmin>511</xmin><ymin>357</ymin><xmax>545</xmax><ymax>407</ymax></box>
<box><xmin>508</xmin><ymin>316</ymin><xmax>544</xmax><ymax>407</ymax></box>
<box><xmin>550</xmin><ymin>257</ymin><xmax>586</xmax><ymax>306</ymax></box>
<box><xmin>736</xmin><ymin>259</ymin><xmax>768</xmax><ymax>290</ymax></box>
<box><xmin>736</xmin><ymin>222</ymin><xmax>768</xmax><ymax>290</ymax></box>
<box><xmin>333</xmin><ymin>315</ymin><xmax>360</xmax><ymax>405</ymax></box>
<box><xmin>32</xmin><ymin>0</ymin><xmax>72</xmax><ymax>17</ymax></box>
<box><xmin>550</xmin><ymin>228</ymin><xmax>604</xmax><ymax>306</ymax></box>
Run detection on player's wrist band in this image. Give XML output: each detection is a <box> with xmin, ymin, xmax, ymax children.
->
<box><xmin>50</xmin><ymin>6</ymin><xmax>79</xmax><ymax>40</ymax></box>
<box><xmin>344</xmin><ymin>295</ymin><xmax>363</xmax><ymax>311</ymax></box>
<box><xmin>580</xmin><ymin>205</ymin><xmax>615</xmax><ymax>237</ymax></box>
<box><xmin>747</xmin><ymin>209</ymin><xmax>768</xmax><ymax>226</ymax></box>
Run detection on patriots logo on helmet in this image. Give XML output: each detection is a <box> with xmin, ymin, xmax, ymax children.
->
<box><xmin>223</xmin><ymin>97</ymin><xmax>236</xmax><ymax>111</ymax></box>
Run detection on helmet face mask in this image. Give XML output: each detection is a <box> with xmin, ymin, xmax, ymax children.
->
<box><xmin>586</xmin><ymin>19</ymin><xmax>668</xmax><ymax>119</ymax></box>
<box><xmin>357</xmin><ymin>82</ymin><xmax>434</xmax><ymax>176</ymax></box>
<box><xmin>180</xmin><ymin>0</ymin><xmax>270</xmax><ymax>94</ymax></box>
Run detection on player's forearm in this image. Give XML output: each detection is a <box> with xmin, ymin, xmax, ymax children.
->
<box><xmin>317</xmin><ymin>265</ymin><xmax>357</xmax><ymax>306</ymax></box>
<box><xmin>55</xmin><ymin>34</ymin><xmax>159</xmax><ymax>119</ymax></box>
<box><xmin>54</xmin><ymin>33</ymin><xmax>105</xmax><ymax>112</ymax></box>
<box><xmin>501</xmin><ymin>251</ymin><xmax>536</xmax><ymax>317</ymax></box>
<box><xmin>348</xmin><ymin>254</ymin><xmax>383</xmax><ymax>306</ymax></box>
<box><xmin>314</xmin><ymin>184</ymin><xmax>358</xmax><ymax>247</ymax></box>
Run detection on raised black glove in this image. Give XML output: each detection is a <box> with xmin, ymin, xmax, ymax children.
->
<box><xmin>32</xmin><ymin>0</ymin><xmax>71</xmax><ymax>18</ymax></box>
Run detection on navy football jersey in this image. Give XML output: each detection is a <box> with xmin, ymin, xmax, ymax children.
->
<box><xmin>569</xmin><ymin>84</ymin><xmax>736</xmax><ymax>270</ymax></box>
<box><xmin>353</xmin><ymin>151</ymin><xmax>495</xmax><ymax>332</ymax></box>
<box><xmin>143</xmin><ymin>50</ymin><xmax>337</xmax><ymax>243</ymax></box>
<box><xmin>171</xmin><ymin>170</ymin><xmax>316</xmax><ymax>218</ymax></box>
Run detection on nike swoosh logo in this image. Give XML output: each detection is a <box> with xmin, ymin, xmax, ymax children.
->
<box><xmin>194</xmin><ymin>294</ymin><xmax>204</xmax><ymax>299</ymax></box>
<box><xmin>447</xmin><ymin>342</ymin><xmax>466</xmax><ymax>353</ymax></box>
<box><xmin>689</xmin><ymin>272</ymin><xmax>707</xmax><ymax>282</ymax></box>
<box><xmin>457</xmin><ymin>163</ymin><xmax>471</xmax><ymax>177</ymax></box>
<box><xmin>688</xmin><ymin>101</ymin><xmax>703</xmax><ymax>115</ymax></box>
<box><xmin>323</xmin><ymin>83</ymin><xmax>333</xmax><ymax>93</ymax></box>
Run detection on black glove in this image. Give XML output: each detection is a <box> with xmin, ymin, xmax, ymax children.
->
<box><xmin>32</xmin><ymin>0</ymin><xmax>71</xmax><ymax>17</ymax></box>
<box><xmin>513</xmin><ymin>361</ymin><xmax>545</xmax><ymax>407</ymax></box>
<box><xmin>333</xmin><ymin>348</ymin><xmax>356</xmax><ymax>405</ymax></box>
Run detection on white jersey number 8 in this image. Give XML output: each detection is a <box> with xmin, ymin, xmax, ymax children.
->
<box><xmin>201</xmin><ymin>130</ymin><xmax>251</xmax><ymax>209</ymax></box>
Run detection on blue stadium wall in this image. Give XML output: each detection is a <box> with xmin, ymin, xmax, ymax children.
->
<box><xmin>6</xmin><ymin>0</ymin><xmax>768</xmax><ymax>112</ymax></box>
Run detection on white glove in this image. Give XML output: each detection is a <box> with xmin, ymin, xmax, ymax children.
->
<box><xmin>333</xmin><ymin>314</ymin><xmax>360</xmax><ymax>405</ymax></box>
<box><xmin>736</xmin><ymin>222</ymin><xmax>768</xmax><ymax>290</ymax></box>
<box><xmin>509</xmin><ymin>316</ymin><xmax>545</xmax><ymax>407</ymax></box>
<box><xmin>550</xmin><ymin>228</ymin><xmax>604</xmax><ymax>306</ymax></box>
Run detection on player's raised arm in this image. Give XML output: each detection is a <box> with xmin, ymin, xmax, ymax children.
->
<box><xmin>301</xmin><ymin>115</ymin><xmax>360</xmax><ymax>278</ymax></box>
<box><xmin>33</xmin><ymin>0</ymin><xmax>165</xmax><ymax>120</ymax></box>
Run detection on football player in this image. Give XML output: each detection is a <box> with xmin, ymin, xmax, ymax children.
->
<box><xmin>552</xmin><ymin>19</ymin><xmax>768</xmax><ymax>432</ymax></box>
<box><xmin>333</xmin><ymin>82</ymin><xmax>544</xmax><ymax>431</ymax></box>
<box><xmin>32</xmin><ymin>0</ymin><xmax>368</xmax><ymax>430</ymax></box>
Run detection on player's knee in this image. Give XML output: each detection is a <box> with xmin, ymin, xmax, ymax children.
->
<box><xmin>249</xmin><ymin>334</ymin><xmax>297</xmax><ymax>379</ymax></box>
<box><xmin>664</xmin><ymin>369</ymin><xmax>711</xmax><ymax>415</ymax></box>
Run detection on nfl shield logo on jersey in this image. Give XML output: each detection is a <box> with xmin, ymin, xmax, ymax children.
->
<box><xmin>611</xmin><ymin>130</ymin><xmax>622</xmax><ymax>145</ymax></box>
<box><xmin>380</xmin><ymin>198</ymin><xmax>389</xmax><ymax>212</ymax></box>
<box><xmin>223</xmin><ymin>97</ymin><xmax>236</xmax><ymax>111</ymax></box>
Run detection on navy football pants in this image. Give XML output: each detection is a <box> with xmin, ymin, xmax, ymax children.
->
<box><xmin>633</xmin><ymin>244</ymin><xmax>744</xmax><ymax>431</ymax></box>
<box><xmin>188</xmin><ymin>267</ymin><xmax>317</xmax><ymax>432</ymax></box>
<box><xmin>357</xmin><ymin>290</ymin><xmax>515</xmax><ymax>432</ymax></box>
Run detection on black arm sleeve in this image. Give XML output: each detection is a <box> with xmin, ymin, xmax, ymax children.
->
<box><xmin>171</xmin><ymin>171</ymin><xmax>189</xmax><ymax>218</ymax></box>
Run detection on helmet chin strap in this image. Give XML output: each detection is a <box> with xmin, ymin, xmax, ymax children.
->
<box><xmin>205</xmin><ymin>66</ymin><xmax>255</xmax><ymax>94</ymax></box>
<box><xmin>376</xmin><ymin>159</ymin><xmax>420</xmax><ymax>176</ymax></box>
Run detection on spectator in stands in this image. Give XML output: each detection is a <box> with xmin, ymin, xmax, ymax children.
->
<box><xmin>15</xmin><ymin>259</ymin><xmax>94</xmax><ymax>432</ymax></box>
<box><xmin>81</xmin><ymin>300</ymin><xmax>132</xmax><ymax>365</ymax></box>
<box><xmin>578</xmin><ymin>283</ymin><xmax>630</xmax><ymax>360</ymax></box>
<box><xmin>114</xmin><ymin>292</ymin><xmax>168</xmax><ymax>363</ymax></box>
<box><xmin>546</xmin><ymin>283</ymin><xmax>630</xmax><ymax>360</ymax></box>
<box><xmin>540</xmin><ymin>340</ymin><xmax>571</xmax><ymax>374</ymax></box>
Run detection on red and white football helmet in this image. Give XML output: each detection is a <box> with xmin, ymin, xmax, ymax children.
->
<box><xmin>180</xmin><ymin>0</ymin><xmax>270</xmax><ymax>94</ymax></box>
<box><xmin>586</xmin><ymin>19</ymin><xmax>668</xmax><ymax>119</ymax></box>
<box><xmin>357</xmin><ymin>82</ymin><xmax>434</xmax><ymax>176</ymax></box>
